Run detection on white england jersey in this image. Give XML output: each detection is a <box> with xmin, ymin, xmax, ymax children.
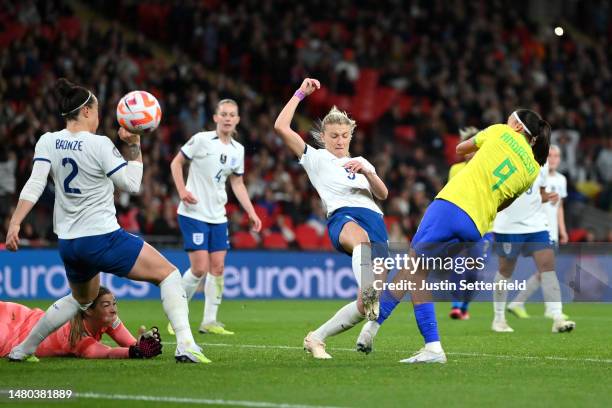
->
<box><xmin>33</xmin><ymin>129</ymin><xmax>126</xmax><ymax>239</ymax></box>
<box><xmin>544</xmin><ymin>171</ymin><xmax>567</xmax><ymax>242</ymax></box>
<box><xmin>177</xmin><ymin>131</ymin><xmax>245</xmax><ymax>223</ymax></box>
<box><xmin>299</xmin><ymin>145</ymin><xmax>382</xmax><ymax>216</ymax></box>
<box><xmin>493</xmin><ymin>165</ymin><xmax>549</xmax><ymax>234</ymax></box>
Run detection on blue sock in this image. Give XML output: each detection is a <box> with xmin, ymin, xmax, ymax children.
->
<box><xmin>451</xmin><ymin>301</ymin><xmax>462</xmax><ymax>309</ymax></box>
<box><xmin>461</xmin><ymin>301</ymin><xmax>470</xmax><ymax>312</ymax></box>
<box><xmin>414</xmin><ymin>303</ymin><xmax>440</xmax><ymax>343</ymax></box>
<box><xmin>376</xmin><ymin>289</ymin><xmax>400</xmax><ymax>325</ymax></box>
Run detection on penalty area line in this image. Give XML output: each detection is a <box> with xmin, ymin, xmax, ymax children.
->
<box><xmin>157</xmin><ymin>341</ymin><xmax>612</xmax><ymax>364</ymax></box>
<box><xmin>74</xmin><ymin>392</ymin><xmax>346</xmax><ymax>408</ymax></box>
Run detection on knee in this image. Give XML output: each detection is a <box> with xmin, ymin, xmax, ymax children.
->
<box><xmin>210</xmin><ymin>263</ymin><xmax>224</xmax><ymax>276</ymax></box>
<box><xmin>154</xmin><ymin>263</ymin><xmax>179</xmax><ymax>285</ymax></box>
<box><xmin>191</xmin><ymin>266</ymin><xmax>208</xmax><ymax>278</ymax></box>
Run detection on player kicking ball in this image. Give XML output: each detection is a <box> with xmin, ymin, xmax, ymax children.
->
<box><xmin>275</xmin><ymin>78</ymin><xmax>389</xmax><ymax>359</ymax></box>
<box><xmin>357</xmin><ymin>109</ymin><xmax>553</xmax><ymax>362</ymax></box>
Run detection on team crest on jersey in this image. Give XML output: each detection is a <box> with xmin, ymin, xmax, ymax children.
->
<box><xmin>503</xmin><ymin>242</ymin><xmax>513</xmax><ymax>255</ymax></box>
<box><xmin>220</xmin><ymin>154</ymin><xmax>227</xmax><ymax>164</ymax></box>
<box><xmin>230</xmin><ymin>157</ymin><xmax>237</xmax><ymax>167</ymax></box>
<box><xmin>193</xmin><ymin>233</ymin><xmax>204</xmax><ymax>245</ymax></box>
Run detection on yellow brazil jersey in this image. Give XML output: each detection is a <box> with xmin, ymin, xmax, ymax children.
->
<box><xmin>436</xmin><ymin>124</ymin><xmax>540</xmax><ymax>235</ymax></box>
<box><xmin>448</xmin><ymin>161</ymin><xmax>467</xmax><ymax>180</ymax></box>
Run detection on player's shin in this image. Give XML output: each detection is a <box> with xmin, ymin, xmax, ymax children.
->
<box><xmin>493</xmin><ymin>271</ymin><xmax>508</xmax><ymax>320</ymax></box>
<box><xmin>540</xmin><ymin>271</ymin><xmax>563</xmax><ymax>318</ymax></box>
<box><xmin>181</xmin><ymin>268</ymin><xmax>203</xmax><ymax>301</ymax></box>
<box><xmin>160</xmin><ymin>270</ymin><xmax>196</xmax><ymax>347</ymax></box>
<box><xmin>413</xmin><ymin>303</ymin><xmax>442</xmax><ymax>352</ymax></box>
<box><xmin>313</xmin><ymin>301</ymin><xmax>364</xmax><ymax>341</ymax></box>
<box><xmin>508</xmin><ymin>273</ymin><xmax>540</xmax><ymax>309</ymax></box>
<box><xmin>353</xmin><ymin>244</ymin><xmax>379</xmax><ymax>320</ymax></box>
<box><xmin>203</xmin><ymin>274</ymin><xmax>224</xmax><ymax>325</ymax></box>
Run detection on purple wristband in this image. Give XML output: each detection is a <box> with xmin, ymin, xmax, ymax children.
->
<box><xmin>294</xmin><ymin>90</ymin><xmax>306</xmax><ymax>101</ymax></box>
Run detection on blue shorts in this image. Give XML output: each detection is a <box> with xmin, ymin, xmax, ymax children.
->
<box><xmin>178</xmin><ymin>215</ymin><xmax>229</xmax><ymax>252</ymax></box>
<box><xmin>58</xmin><ymin>228</ymin><xmax>144</xmax><ymax>283</ymax></box>
<box><xmin>493</xmin><ymin>231</ymin><xmax>553</xmax><ymax>259</ymax></box>
<box><xmin>411</xmin><ymin>199</ymin><xmax>482</xmax><ymax>258</ymax></box>
<box><xmin>327</xmin><ymin>207</ymin><xmax>388</xmax><ymax>256</ymax></box>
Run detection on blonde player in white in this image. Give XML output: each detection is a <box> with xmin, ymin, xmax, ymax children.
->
<box><xmin>274</xmin><ymin>78</ymin><xmax>389</xmax><ymax>359</ymax></box>
<box><xmin>491</xmin><ymin>159</ymin><xmax>575</xmax><ymax>334</ymax></box>
<box><xmin>506</xmin><ymin>145</ymin><xmax>569</xmax><ymax>318</ymax></box>
<box><xmin>6</xmin><ymin>78</ymin><xmax>209</xmax><ymax>363</ymax></box>
<box><xmin>170</xmin><ymin>99</ymin><xmax>261</xmax><ymax>336</ymax></box>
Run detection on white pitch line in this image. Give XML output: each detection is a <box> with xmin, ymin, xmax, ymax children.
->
<box><xmin>156</xmin><ymin>341</ymin><xmax>612</xmax><ymax>364</ymax></box>
<box><xmin>75</xmin><ymin>392</ymin><xmax>345</xmax><ymax>408</ymax></box>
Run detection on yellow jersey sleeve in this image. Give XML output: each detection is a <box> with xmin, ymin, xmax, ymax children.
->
<box><xmin>436</xmin><ymin>124</ymin><xmax>540</xmax><ymax>235</ymax></box>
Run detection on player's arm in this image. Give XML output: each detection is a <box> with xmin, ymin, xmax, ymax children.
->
<box><xmin>229</xmin><ymin>174</ymin><xmax>262</xmax><ymax>232</ymax></box>
<box><xmin>170</xmin><ymin>145</ymin><xmax>198</xmax><ymax>205</ymax></box>
<box><xmin>106</xmin><ymin>319</ymin><xmax>137</xmax><ymax>347</ymax></box>
<box><xmin>344</xmin><ymin>157</ymin><xmax>388</xmax><ymax>200</ymax></box>
<box><xmin>558</xmin><ymin>199</ymin><xmax>568</xmax><ymax>244</ymax></box>
<box><xmin>456</xmin><ymin>137</ymin><xmax>478</xmax><ymax>156</ymax></box>
<box><xmin>274</xmin><ymin>78</ymin><xmax>320</xmax><ymax>157</ymax></box>
<box><xmin>107</xmin><ymin>129</ymin><xmax>143</xmax><ymax>193</ymax></box>
<box><xmin>6</xmin><ymin>160</ymin><xmax>51</xmax><ymax>251</ymax></box>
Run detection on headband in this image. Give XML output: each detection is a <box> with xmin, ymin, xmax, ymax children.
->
<box><xmin>61</xmin><ymin>91</ymin><xmax>92</xmax><ymax>117</ymax></box>
<box><xmin>512</xmin><ymin>111</ymin><xmax>532</xmax><ymax>136</ymax></box>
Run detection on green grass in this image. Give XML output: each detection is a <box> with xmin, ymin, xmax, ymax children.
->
<box><xmin>1</xmin><ymin>300</ymin><xmax>611</xmax><ymax>407</ymax></box>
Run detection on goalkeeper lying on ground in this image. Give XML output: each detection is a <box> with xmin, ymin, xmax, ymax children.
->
<box><xmin>1</xmin><ymin>286</ymin><xmax>161</xmax><ymax>360</ymax></box>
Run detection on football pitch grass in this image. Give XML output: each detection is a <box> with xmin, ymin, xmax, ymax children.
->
<box><xmin>1</xmin><ymin>300</ymin><xmax>611</xmax><ymax>408</ymax></box>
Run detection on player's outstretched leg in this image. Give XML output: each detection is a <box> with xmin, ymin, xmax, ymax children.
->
<box><xmin>129</xmin><ymin>243</ymin><xmax>210</xmax><ymax>363</ymax></box>
<box><xmin>356</xmin><ymin>288</ymin><xmax>400</xmax><ymax>354</ymax></box>
<box><xmin>305</xmin><ymin>300</ymin><xmax>365</xmax><ymax>359</ymax></box>
<box><xmin>399</xmin><ymin>302</ymin><xmax>447</xmax><ymax>364</ymax></box>
<box><xmin>8</xmin><ymin>277</ymin><xmax>99</xmax><ymax>362</ymax></box>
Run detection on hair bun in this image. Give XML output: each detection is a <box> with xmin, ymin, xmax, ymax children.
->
<box><xmin>54</xmin><ymin>78</ymin><xmax>75</xmax><ymax>98</ymax></box>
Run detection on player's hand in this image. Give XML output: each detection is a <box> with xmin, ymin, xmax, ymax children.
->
<box><xmin>344</xmin><ymin>158</ymin><xmax>376</xmax><ymax>175</ymax></box>
<box><xmin>6</xmin><ymin>224</ymin><xmax>20</xmax><ymax>252</ymax></box>
<box><xmin>298</xmin><ymin>78</ymin><xmax>321</xmax><ymax>97</ymax></box>
<box><xmin>118</xmin><ymin>127</ymin><xmax>141</xmax><ymax>145</ymax></box>
<box><xmin>249</xmin><ymin>212</ymin><xmax>262</xmax><ymax>233</ymax></box>
<box><xmin>559</xmin><ymin>230</ymin><xmax>569</xmax><ymax>244</ymax></box>
<box><xmin>546</xmin><ymin>192</ymin><xmax>560</xmax><ymax>204</ymax></box>
<box><xmin>179</xmin><ymin>189</ymin><xmax>198</xmax><ymax>205</ymax></box>
<box><xmin>129</xmin><ymin>326</ymin><xmax>162</xmax><ymax>359</ymax></box>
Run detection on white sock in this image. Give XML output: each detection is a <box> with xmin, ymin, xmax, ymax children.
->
<box><xmin>493</xmin><ymin>272</ymin><xmax>508</xmax><ymax>320</ymax></box>
<box><xmin>313</xmin><ymin>301</ymin><xmax>365</xmax><ymax>341</ymax></box>
<box><xmin>540</xmin><ymin>271</ymin><xmax>563</xmax><ymax>319</ymax></box>
<box><xmin>509</xmin><ymin>273</ymin><xmax>541</xmax><ymax>308</ymax></box>
<box><xmin>360</xmin><ymin>320</ymin><xmax>381</xmax><ymax>338</ymax></box>
<box><xmin>424</xmin><ymin>341</ymin><xmax>443</xmax><ymax>353</ymax></box>
<box><xmin>181</xmin><ymin>268</ymin><xmax>204</xmax><ymax>301</ymax></box>
<box><xmin>16</xmin><ymin>294</ymin><xmax>84</xmax><ymax>355</ymax></box>
<box><xmin>352</xmin><ymin>244</ymin><xmax>373</xmax><ymax>287</ymax></box>
<box><xmin>160</xmin><ymin>270</ymin><xmax>195</xmax><ymax>347</ymax></box>
<box><xmin>203</xmin><ymin>274</ymin><xmax>224</xmax><ymax>325</ymax></box>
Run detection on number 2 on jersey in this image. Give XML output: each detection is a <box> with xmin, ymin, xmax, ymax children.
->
<box><xmin>62</xmin><ymin>157</ymin><xmax>81</xmax><ymax>194</ymax></box>
<box><xmin>491</xmin><ymin>158</ymin><xmax>516</xmax><ymax>191</ymax></box>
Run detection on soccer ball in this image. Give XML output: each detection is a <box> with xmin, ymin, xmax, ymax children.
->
<box><xmin>116</xmin><ymin>90</ymin><xmax>162</xmax><ymax>133</ymax></box>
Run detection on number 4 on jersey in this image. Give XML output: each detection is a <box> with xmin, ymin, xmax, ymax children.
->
<box><xmin>491</xmin><ymin>158</ymin><xmax>516</xmax><ymax>191</ymax></box>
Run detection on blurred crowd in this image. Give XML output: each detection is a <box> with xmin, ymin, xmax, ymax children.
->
<box><xmin>0</xmin><ymin>0</ymin><xmax>610</xmax><ymax>248</ymax></box>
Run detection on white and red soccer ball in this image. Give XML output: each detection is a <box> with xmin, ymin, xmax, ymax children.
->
<box><xmin>117</xmin><ymin>90</ymin><xmax>162</xmax><ymax>133</ymax></box>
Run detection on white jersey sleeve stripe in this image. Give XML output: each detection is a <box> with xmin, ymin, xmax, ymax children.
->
<box><xmin>180</xmin><ymin>148</ymin><xmax>192</xmax><ymax>160</ymax></box>
<box><xmin>33</xmin><ymin>157</ymin><xmax>51</xmax><ymax>163</ymax></box>
<box><xmin>106</xmin><ymin>161</ymin><xmax>128</xmax><ymax>177</ymax></box>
